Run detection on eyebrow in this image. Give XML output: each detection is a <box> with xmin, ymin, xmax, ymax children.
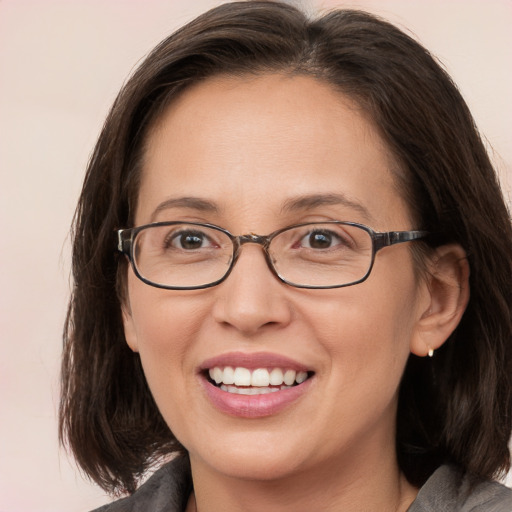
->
<box><xmin>281</xmin><ymin>193</ymin><xmax>374</xmax><ymax>222</ymax></box>
<box><xmin>150</xmin><ymin>193</ymin><xmax>373</xmax><ymax>223</ymax></box>
<box><xmin>150</xmin><ymin>196</ymin><xmax>219</xmax><ymax>222</ymax></box>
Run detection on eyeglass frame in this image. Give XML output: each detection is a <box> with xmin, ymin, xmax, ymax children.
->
<box><xmin>117</xmin><ymin>221</ymin><xmax>428</xmax><ymax>290</ymax></box>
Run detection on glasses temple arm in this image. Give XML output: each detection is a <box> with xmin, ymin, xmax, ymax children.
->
<box><xmin>117</xmin><ymin>229</ymin><xmax>132</xmax><ymax>255</ymax></box>
<box><xmin>374</xmin><ymin>230</ymin><xmax>428</xmax><ymax>251</ymax></box>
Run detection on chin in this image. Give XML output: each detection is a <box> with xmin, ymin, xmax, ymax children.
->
<box><xmin>186</xmin><ymin>428</ymin><xmax>312</xmax><ymax>482</ymax></box>
<box><xmin>205</xmin><ymin>452</ymin><xmax>305</xmax><ymax>482</ymax></box>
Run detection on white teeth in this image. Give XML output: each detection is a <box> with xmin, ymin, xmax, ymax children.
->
<box><xmin>269</xmin><ymin>368</ymin><xmax>284</xmax><ymax>385</ymax></box>
<box><xmin>233</xmin><ymin>367</ymin><xmax>251</xmax><ymax>386</ymax></box>
<box><xmin>220</xmin><ymin>384</ymin><xmax>293</xmax><ymax>395</ymax></box>
<box><xmin>223</xmin><ymin>366</ymin><xmax>235</xmax><ymax>385</ymax></box>
<box><xmin>208</xmin><ymin>366</ymin><xmax>310</xmax><ymax>388</ymax></box>
<box><xmin>212</xmin><ymin>367</ymin><xmax>223</xmax><ymax>384</ymax></box>
<box><xmin>283</xmin><ymin>369</ymin><xmax>296</xmax><ymax>386</ymax></box>
<box><xmin>251</xmin><ymin>368</ymin><xmax>270</xmax><ymax>387</ymax></box>
<box><xmin>296</xmin><ymin>371</ymin><xmax>308</xmax><ymax>384</ymax></box>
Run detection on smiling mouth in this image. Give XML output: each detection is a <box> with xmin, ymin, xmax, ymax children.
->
<box><xmin>206</xmin><ymin>366</ymin><xmax>314</xmax><ymax>395</ymax></box>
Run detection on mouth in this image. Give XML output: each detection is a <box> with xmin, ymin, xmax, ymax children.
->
<box><xmin>199</xmin><ymin>352</ymin><xmax>315</xmax><ymax>417</ymax></box>
<box><xmin>205</xmin><ymin>366</ymin><xmax>314</xmax><ymax>395</ymax></box>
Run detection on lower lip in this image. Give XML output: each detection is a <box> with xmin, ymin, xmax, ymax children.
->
<box><xmin>201</xmin><ymin>377</ymin><xmax>313</xmax><ymax>418</ymax></box>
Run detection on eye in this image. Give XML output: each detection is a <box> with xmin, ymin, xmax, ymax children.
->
<box><xmin>167</xmin><ymin>229</ymin><xmax>215</xmax><ymax>250</ymax></box>
<box><xmin>299</xmin><ymin>229</ymin><xmax>346</xmax><ymax>249</ymax></box>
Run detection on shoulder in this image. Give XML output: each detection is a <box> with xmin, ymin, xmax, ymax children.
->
<box><xmin>409</xmin><ymin>465</ymin><xmax>512</xmax><ymax>512</ymax></box>
<box><xmin>90</xmin><ymin>455</ymin><xmax>192</xmax><ymax>512</ymax></box>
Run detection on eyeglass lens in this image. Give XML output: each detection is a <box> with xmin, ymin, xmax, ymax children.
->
<box><xmin>132</xmin><ymin>223</ymin><xmax>374</xmax><ymax>289</ymax></box>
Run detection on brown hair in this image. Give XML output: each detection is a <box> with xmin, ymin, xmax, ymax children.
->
<box><xmin>60</xmin><ymin>1</ymin><xmax>512</xmax><ymax>495</ymax></box>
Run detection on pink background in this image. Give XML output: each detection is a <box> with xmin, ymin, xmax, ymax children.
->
<box><xmin>0</xmin><ymin>1</ymin><xmax>510</xmax><ymax>510</ymax></box>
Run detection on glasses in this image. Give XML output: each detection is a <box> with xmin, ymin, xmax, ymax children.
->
<box><xmin>117</xmin><ymin>221</ymin><xmax>428</xmax><ymax>290</ymax></box>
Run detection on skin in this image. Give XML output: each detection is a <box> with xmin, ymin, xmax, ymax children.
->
<box><xmin>122</xmin><ymin>74</ymin><xmax>469</xmax><ymax>512</ymax></box>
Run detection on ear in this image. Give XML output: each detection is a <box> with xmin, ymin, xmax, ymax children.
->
<box><xmin>121</xmin><ymin>301</ymin><xmax>140</xmax><ymax>353</ymax></box>
<box><xmin>410</xmin><ymin>244</ymin><xmax>470</xmax><ymax>357</ymax></box>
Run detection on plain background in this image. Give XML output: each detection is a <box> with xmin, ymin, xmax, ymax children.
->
<box><xmin>0</xmin><ymin>1</ymin><xmax>511</xmax><ymax>510</ymax></box>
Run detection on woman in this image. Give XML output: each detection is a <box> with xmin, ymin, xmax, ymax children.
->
<box><xmin>60</xmin><ymin>2</ymin><xmax>512</xmax><ymax>510</ymax></box>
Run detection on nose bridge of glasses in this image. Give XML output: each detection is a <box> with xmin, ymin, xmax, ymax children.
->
<box><xmin>237</xmin><ymin>233</ymin><xmax>268</xmax><ymax>246</ymax></box>
<box><xmin>232</xmin><ymin>233</ymin><xmax>273</xmax><ymax>262</ymax></box>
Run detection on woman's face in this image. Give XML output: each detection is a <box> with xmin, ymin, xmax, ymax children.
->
<box><xmin>123</xmin><ymin>74</ymin><xmax>429</xmax><ymax>482</ymax></box>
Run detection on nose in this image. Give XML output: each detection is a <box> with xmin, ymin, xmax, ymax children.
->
<box><xmin>212</xmin><ymin>244</ymin><xmax>292</xmax><ymax>336</ymax></box>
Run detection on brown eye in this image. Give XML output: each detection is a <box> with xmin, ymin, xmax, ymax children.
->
<box><xmin>299</xmin><ymin>230</ymin><xmax>344</xmax><ymax>249</ymax></box>
<box><xmin>308</xmin><ymin>231</ymin><xmax>333</xmax><ymax>249</ymax></box>
<box><xmin>168</xmin><ymin>230</ymin><xmax>212</xmax><ymax>250</ymax></box>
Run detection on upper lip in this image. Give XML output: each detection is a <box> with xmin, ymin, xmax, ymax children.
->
<box><xmin>199</xmin><ymin>351</ymin><xmax>311</xmax><ymax>372</ymax></box>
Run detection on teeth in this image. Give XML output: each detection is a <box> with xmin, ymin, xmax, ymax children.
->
<box><xmin>208</xmin><ymin>366</ymin><xmax>309</xmax><ymax>387</ymax></box>
<box><xmin>223</xmin><ymin>366</ymin><xmax>235</xmax><ymax>384</ymax></box>
<box><xmin>212</xmin><ymin>367</ymin><xmax>223</xmax><ymax>384</ymax></box>
<box><xmin>296</xmin><ymin>371</ymin><xmax>308</xmax><ymax>384</ymax></box>
<box><xmin>233</xmin><ymin>367</ymin><xmax>251</xmax><ymax>386</ymax></box>
<box><xmin>269</xmin><ymin>368</ymin><xmax>284</xmax><ymax>385</ymax></box>
<box><xmin>284</xmin><ymin>369</ymin><xmax>296</xmax><ymax>386</ymax></box>
<box><xmin>251</xmin><ymin>368</ymin><xmax>270</xmax><ymax>387</ymax></box>
<box><xmin>220</xmin><ymin>384</ymin><xmax>293</xmax><ymax>394</ymax></box>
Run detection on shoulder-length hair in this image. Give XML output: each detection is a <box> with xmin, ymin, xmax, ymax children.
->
<box><xmin>60</xmin><ymin>0</ymin><xmax>512</xmax><ymax>495</ymax></box>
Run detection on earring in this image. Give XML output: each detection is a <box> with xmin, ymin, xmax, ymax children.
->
<box><xmin>427</xmin><ymin>347</ymin><xmax>434</xmax><ymax>358</ymax></box>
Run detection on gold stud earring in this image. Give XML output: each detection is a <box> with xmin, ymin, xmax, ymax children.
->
<box><xmin>428</xmin><ymin>347</ymin><xmax>434</xmax><ymax>358</ymax></box>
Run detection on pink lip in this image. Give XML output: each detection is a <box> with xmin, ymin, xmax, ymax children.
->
<box><xmin>199</xmin><ymin>352</ymin><xmax>314</xmax><ymax>418</ymax></box>
<box><xmin>201</xmin><ymin>378</ymin><xmax>313</xmax><ymax>418</ymax></box>
<box><xmin>199</xmin><ymin>351</ymin><xmax>310</xmax><ymax>372</ymax></box>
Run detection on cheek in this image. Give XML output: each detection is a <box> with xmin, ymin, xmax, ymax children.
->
<box><xmin>125</xmin><ymin>278</ymin><xmax>209</xmax><ymax>392</ymax></box>
<box><xmin>301</xmin><ymin>270</ymin><xmax>420</xmax><ymax>389</ymax></box>
<box><xmin>126</xmin><ymin>293</ymin><xmax>215</xmax><ymax>445</ymax></box>
<box><xmin>131</xmin><ymin>297</ymin><xmax>204</xmax><ymax>361</ymax></box>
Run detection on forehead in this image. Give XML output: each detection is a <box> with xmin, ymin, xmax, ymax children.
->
<box><xmin>137</xmin><ymin>73</ymin><xmax>409</xmax><ymax>230</ymax></box>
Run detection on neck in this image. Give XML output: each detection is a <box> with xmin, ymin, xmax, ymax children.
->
<box><xmin>187</xmin><ymin>442</ymin><xmax>418</xmax><ymax>512</ymax></box>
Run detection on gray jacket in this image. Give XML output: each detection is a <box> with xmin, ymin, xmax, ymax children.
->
<box><xmin>92</xmin><ymin>456</ymin><xmax>512</xmax><ymax>511</ymax></box>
